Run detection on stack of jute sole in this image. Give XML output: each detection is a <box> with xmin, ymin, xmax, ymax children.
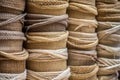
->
<box><xmin>67</xmin><ymin>0</ymin><xmax>99</xmax><ymax>80</ymax></box>
<box><xmin>0</xmin><ymin>0</ymin><xmax>28</xmax><ymax>80</ymax></box>
<box><xmin>96</xmin><ymin>0</ymin><xmax>120</xmax><ymax>80</ymax></box>
<box><xmin>25</xmin><ymin>0</ymin><xmax>71</xmax><ymax>80</ymax></box>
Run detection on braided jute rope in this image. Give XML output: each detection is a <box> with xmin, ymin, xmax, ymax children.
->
<box><xmin>0</xmin><ymin>13</ymin><xmax>26</xmax><ymax>31</ymax></box>
<box><xmin>25</xmin><ymin>14</ymin><xmax>68</xmax><ymax>32</ymax></box>
<box><xmin>25</xmin><ymin>31</ymin><xmax>68</xmax><ymax>49</ymax></box>
<box><xmin>69</xmin><ymin>65</ymin><xmax>99</xmax><ymax>80</ymax></box>
<box><xmin>68</xmin><ymin>18</ymin><xmax>97</xmax><ymax>33</ymax></box>
<box><xmin>27</xmin><ymin>48</ymin><xmax>67</xmax><ymax>72</ymax></box>
<box><xmin>0</xmin><ymin>30</ymin><xmax>25</xmax><ymax>52</ymax></box>
<box><xmin>27</xmin><ymin>68</ymin><xmax>71</xmax><ymax>80</ymax></box>
<box><xmin>97</xmin><ymin>58</ymin><xmax>120</xmax><ymax>75</ymax></box>
<box><xmin>69</xmin><ymin>0</ymin><xmax>95</xmax><ymax>6</ymax></box>
<box><xmin>27</xmin><ymin>0</ymin><xmax>68</xmax><ymax>15</ymax></box>
<box><xmin>68</xmin><ymin>31</ymin><xmax>98</xmax><ymax>50</ymax></box>
<box><xmin>0</xmin><ymin>0</ymin><xmax>25</xmax><ymax>14</ymax></box>
<box><xmin>97</xmin><ymin>44</ymin><xmax>120</xmax><ymax>58</ymax></box>
<box><xmin>98</xmin><ymin>72</ymin><xmax>119</xmax><ymax>80</ymax></box>
<box><xmin>0</xmin><ymin>70</ymin><xmax>27</xmax><ymax>80</ymax></box>
<box><xmin>97</xmin><ymin>22</ymin><xmax>120</xmax><ymax>46</ymax></box>
<box><xmin>0</xmin><ymin>49</ymin><xmax>28</xmax><ymax>73</ymax></box>
<box><xmin>68</xmin><ymin>49</ymin><xmax>97</xmax><ymax>66</ymax></box>
<box><xmin>68</xmin><ymin>2</ymin><xmax>97</xmax><ymax>19</ymax></box>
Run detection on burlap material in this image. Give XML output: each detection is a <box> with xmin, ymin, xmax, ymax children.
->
<box><xmin>27</xmin><ymin>0</ymin><xmax>68</xmax><ymax>15</ymax></box>
<box><xmin>97</xmin><ymin>2</ymin><xmax>120</xmax><ymax>21</ymax></box>
<box><xmin>98</xmin><ymin>72</ymin><xmax>119</xmax><ymax>80</ymax></box>
<box><xmin>0</xmin><ymin>30</ymin><xmax>25</xmax><ymax>52</ymax></box>
<box><xmin>0</xmin><ymin>49</ymin><xmax>28</xmax><ymax>73</ymax></box>
<box><xmin>27</xmin><ymin>48</ymin><xmax>67</xmax><ymax>72</ymax></box>
<box><xmin>68</xmin><ymin>31</ymin><xmax>98</xmax><ymax>50</ymax></box>
<box><xmin>69</xmin><ymin>65</ymin><xmax>99</xmax><ymax>80</ymax></box>
<box><xmin>68</xmin><ymin>49</ymin><xmax>97</xmax><ymax>66</ymax></box>
<box><xmin>97</xmin><ymin>22</ymin><xmax>120</xmax><ymax>46</ymax></box>
<box><xmin>27</xmin><ymin>68</ymin><xmax>71</xmax><ymax>80</ymax></box>
<box><xmin>25</xmin><ymin>31</ymin><xmax>68</xmax><ymax>49</ymax></box>
<box><xmin>68</xmin><ymin>2</ymin><xmax>97</xmax><ymax>19</ymax></box>
<box><xmin>0</xmin><ymin>0</ymin><xmax>25</xmax><ymax>14</ymax></box>
<box><xmin>25</xmin><ymin>14</ymin><xmax>68</xmax><ymax>32</ymax></box>
<box><xmin>69</xmin><ymin>0</ymin><xmax>96</xmax><ymax>6</ymax></box>
<box><xmin>97</xmin><ymin>44</ymin><xmax>120</xmax><ymax>58</ymax></box>
<box><xmin>97</xmin><ymin>58</ymin><xmax>120</xmax><ymax>75</ymax></box>
<box><xmin>68</xmin><ymin>18</ymin><xmax>97</xmax><ymax>33</ymax></box>
<box><xmin>0</xmin><ymin>13</ymin><xmax>26</xmax><ymax>31</ymax></box>
<box><xmin>96</xmin><ymin>0</ymin><xmax>118</xmax><ymax>4</ymax></box>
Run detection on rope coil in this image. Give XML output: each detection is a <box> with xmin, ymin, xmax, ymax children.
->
<box><xmin>25</xmin><ymin>14</ymin><xmax>68</xmax><ymax>32</ymax></box>
<box><xmin>27</xmin><ymin>48</ymin><xmax>68</xmax><ymax>72</ymax></box>
<box><xmin>27</xmin><ymin>68</ymin><xmax>71</xmax><ymax>80</ymax></box>
<box><xmin>25</xmin><ymin>31</ymin><xmax>68</xmax><ymax>49</ymax></box>
<box><xmin>68</xmin><ymin>31</ymin><xmax>98</xmax><ymax>50</ymax></box>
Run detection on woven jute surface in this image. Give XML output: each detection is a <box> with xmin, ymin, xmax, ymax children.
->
<box><xmin>97</xmin><ymin>58</ymin><xmax>120</xmax><ymax>75</ymax></box>
<box><xmin>68</xmin><ymin>18</ymin><xmax>97</xmax><ymax>33</ymax></box>
<box><xmin>69</xmin><ymin>65</ymin><xmax>99</xmax><ymax>80</ymax></box>
<box><xmin>97</xmin><ymin>44</ymin><xmax>120</xmax><ymax>58</ymax></box>
<box><xmin>27</xmin><ymin>0</ymin><xmax>68</xmax><ymax>15</ymax></box>
<box><xmin>0</xmin><ymin>49</ymin><xmax>28</xmax><ymax>73</ymax></box>
<box><xmin>68</xmin><ymin>2</ymin><xmax>97</xmax><ymax>19</ymax></box>
<box><xmin>69</xmin><ymin>0</ymin><xmax>96</xmax><ymax>6</ymax></box>
<box><xmin>68</xmin><ymin>31</ymin><xmax>98</xmax><ymax>50</ymax></box>
<box><xmin>0</xmin><ymin>13</ymin><xmax>26</xmax><ymax>31</ymax></box>
<box><xmin>96</xmin><ymin>0</ymin><xmax>118</xmax><ymax>3</ymax></box>
<box><xmin>0</xmin><ymin>0</ymin><xmax>25</xmax><ymax>14</ymax></box>
<box><xmin>27</xmin><ymin>48</ymin><xmax>67</xmax><ymax>72</ymax></box>
<box><xmin>97</xmin><ymin>1</ymin><xmax>120</xmax><ymax>21</ymax></box>
<box><xmin>68</xmin><ymin>49</ymin><xmax>97</xmax><ymax>66</ymax></box>
<box><xmin>98</xmin><ymin>72</ymin><xmax>119</xmax><ymax>80</ymax></box>
<box><xmin>25</xmin><ymin>31</ymin><xmax>68</xmax><ymax>49</ymax></box>
<box><xmin>97</xmin><ymin>22</ymin><xmax>120</xmax><ymax>46</ymax></box>
<box><xmin>25</xmin><ymin>14</ymin><xmax>68</xmax><ymax>32</ymax></box>
<box><xmin>27</xmin><ymin>68</ymin><xmax>70</xmax><ymax>80</ymax></box>
<box><xmin>0</xmin><ymin>30</ymin><xmax>25</xmax><ymax>52</ymax></box>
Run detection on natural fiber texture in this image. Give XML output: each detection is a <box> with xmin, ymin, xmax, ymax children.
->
<box><xmin>98</xmin><ymin>72</ymin><xmax>119</xmax><ymax>80</ymax></box>
<box><xmin>27</xmin><ymin>68</ymin><xmax>71</xmax><ymax>80</ymax></box>
<box><xmin>0</xmin><ymin>30</ymin><xmax>25</xmax><ymax>52</ymax></box>
<box><xmin>27</xmin><ymin>0</ymin><xmax>68</xmax><ymax>15</ymax></box>
<box><xmin>68</xmin><ymin>18</ymin><xmax>97</xmax><ymax>33</ymax></box>
<box><xmin>70</xmin><ymin>64</ymin><xmax>98</xmax><ymax>74</ymax></box>
<box><xmin>68</xmin><ymin>49</ymin><xmax>97</xmax><ymax>66</ymax></box>
<box><xmin>0</xmin><ymin>49</ymin><xmax>28</xmax><ymax>73</ymax></box>
<box><xmin>97</xmin><ymin>22</ymin><xmax>120</xmax><ymax>46</ymax></box>
<box><xmin>27</xmin><ymin>48</ymin><xmax>67</xmax><ymax>72</ymax></box>
<box><xmin>68</xmin><ymin>31</ymin><xmax>98</xmax><ymax>50</ymax></box>
<box><xmin>69</xmin><ymin>65</ymin><xmax>99</xmax><ymax>80</ymax></box>
<box><xmin>68</xmin><ymin>2</ymin><xmax>97</xmax><ymax>19</ymax></box>
<box><xmin>97</xmin><ymin>44</ymin><xmax>120</xmax><ymax>58</ymax></box>
<box><xmin>97</xmin><ymin>58</ymin><xmax>120</xmax><ymax>75</ymax></box>
<box><xmin>97</xmin><ymin>2</ymin><xmax>120</xmax><ymax>21</ymax></box>
<box><xmin>69</xmin><ymin>0</ymin><xmax>96</xmax><ymax>6</ymax></box>
<box><xmin>0</xmin><ymin>0</ymin><xmax>25</xmax><ymax>14</ymax></box>
<box><xmin>0</xmin><ymin>70</ymin><xmax>26</xmax><ymax>80</ymax></box>
<box><xmin>0</xmin><ymin>13</ymin><xmax>26</xmax><ymax>31</ymax></box>
<box><xmin>96</xmin><ymin>0</ymin><xmax>118</xmax><ymax>4</ymax></box>
<box><xmin>25</xmin><ymin>14</ymin><xmax>68</xmax><ymax>32</ymax></box>
<box><xmin>25</xmin><ymin>31</ymin><xmax>68</xmax><ymax>49</ymax></box>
